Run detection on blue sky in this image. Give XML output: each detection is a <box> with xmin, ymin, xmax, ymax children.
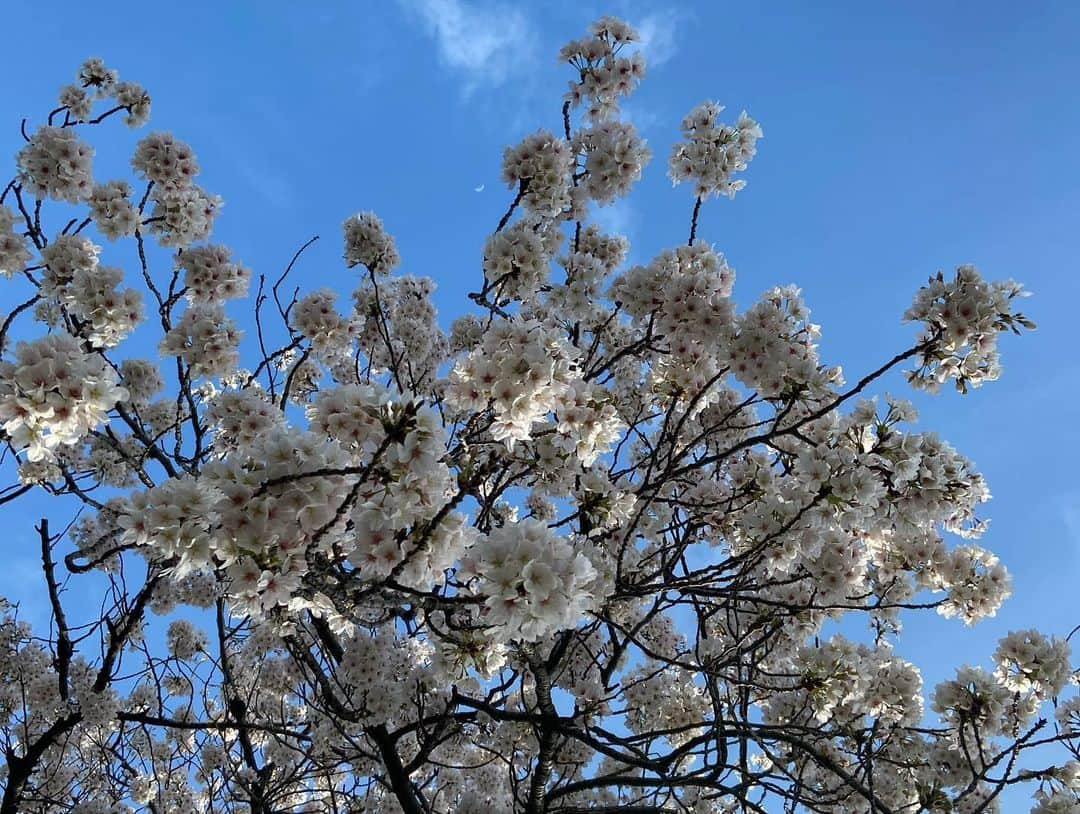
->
<box><xmin>1</xmin><ymin>0</ymin><xmax>1078</xmax><ymax>764</ymax></box>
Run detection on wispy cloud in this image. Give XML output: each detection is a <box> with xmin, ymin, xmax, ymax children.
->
<box><xmin>0</xmin><ymin>551</ymin><xmax>51</xmax><ymax>629</ymax></box>
<box><xmin>1062</xmin><ymin>495</ymin><xmax>1080</xmax><ymax>549</ymax></box>
<box><xmin>619</xmin><ymin>100</ymin><xmax>664</xmax><ymax>135</ymax></box>
<box><xmin>400</xmin><ymin>0</ymin><xmax>534</xmax><ymax>94</ymax></box>
<box><xmin>233</xmin><ymin>154</ymin><xmax>294</xmax><ymax>212</ymax></box>
<box><xmin>634</xmin><ymin>11</ymin><xmax>682</xmax><ymax>69</ymax></box>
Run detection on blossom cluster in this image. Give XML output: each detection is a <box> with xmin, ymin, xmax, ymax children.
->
<box><xmin>132</xmin><ymin>131</ymin><xmax>221</xmax><ymax>246</ymax></box>
<box><xmin>63</xmin><ymin>56</ymin><xmax>151</xmax><ymax>126</ymax></box>
<box><xmin>343</xmin><ymin>210</ymin><xmax>400</xmax><ymax>274</ymax></box>
<box><xmin>560</xmin><ymin>16</ymin><xmax>646</xmax><ymax>122</ymax></box>
<box><xmin>337</xmin><ymin>628</ymin><xmax>440</xmax><ymax>726</ymax></box>
<box><xmin>575</xmin><ymin>119</ymin><xmax>651</xmax><ymax>205</ymax></box>
<box><xmin>86</xmin><ymin>179</ymin><xmax>139</xmax><ymax>239</ymax></box>
<box><xmin>132</xmin><ymin>131</ymin><xmax>199</xmax><ymax>188</ymax></box>
<box><xmin>40</xmin><ymin>234</ymin><xmax>97</xmax><ymax>294</ymax></box>
<box><xmin>992</xmin><ymin>628</ymin><xmax>1073</xmax><ymax>698</ymax></box>
<box><xmin>932</xmin><ymin>665</ymin><xmax>1038</xmax><ymax>737</ymax></box>
<box><xmin>118</xmin><ymin>357</ymin><xmax>165</xmax><ymax>405</ymax></box>
<box><xmin>61</xmin><ymin>261</ymin><xmax>143</xmax><ymax>348</ymax></box>
<box><xmin>292</xmin><ymin>288</ymin><xmax>359</xmax><ymax>361</ymax></box>
<box><xmin>462</xmin><ymin>519</ymin><xmax>601</xmax><ymax>642</ymax></box>
<box><xmin>728</xmin><ymin>285</ymin><xmax>838</xmax><ymax>398</ymax></box>
<box><xmin>178</xmin><ymin>244</ymin><xmax>251</xmax><ymax>303</ymax></box>
<box><xmin>0</xmin><ymin>333</ymin><xmax>128</xmax><ymax>461</ymax></box>
<box><xmin>905</xmin><ymin>264</ymin><xmax>1035</xmax><ymax>393</ymax></box>
<box><xmin>668</xmin><ymin>100</ymin><xmax>763</xmax><ymax>200</ymax></box>
<box><xmin>552</xmin><ymin>379</ymin><xmax>625</xmax><ymax>467</ymax></box>
<box><xmin>501</xmin><ymin>130</ymin><xmax>575</xmax><ymax>219</ymax></box>
<box><xmin>204</xmin><ymin>386</ymin><xmax>285</xmax><ymax>452</ymax></box>
<box><xmin>547</xmin><ymin>224</ymin><xmax>628</xmax><ymax>322</ymax></box>
<box><xmin>762</xmin><ymin>637</ymin><xmax>925</xmax><ymax>728</ymax></box>
<box><xmin>351</xmin><ymin>274</ymin><xmax>448</xmax><ymax>388</ymax></box>
<box><xmin>16</xmin><ymin>126</ymin><xmax>93</xmax><ymax>202</ymax></box>
<box><xmin>482</xmin><ymin>220</ymin><xmax>554</xmax><ymax>302</ymax></box>
<box><xmin>159</xmin><ymin>304</ymin><xmax>242</xmax><ymax>379</ymax></box>
<box><xmin>623</xmin><ymin>662</ymin><xmax>710</xmax><ymax>747</ymax></box>
<box><xmin>0</xmin><ymin>205</ymin><xmax>31</xmax><ymax>277</ymax></box>
<box><xmin>611</xmin><ymin>240</ymin><xmax>737</xmax><ymax>396</ymax></box>
<box><xmin>34</xmin><ymin>233</ymin><xmax>143</xmax><ymax>347</ymax></box>
<box><xmin>445</xmin><ymin>317</ymin><xmax>582</xmax><ymax>448</ymax></box>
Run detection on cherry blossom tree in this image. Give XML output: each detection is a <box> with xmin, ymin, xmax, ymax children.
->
<box><xmin>0</xmin><ymin>17</ymin><xmax>1076</xmax><ymax>814</ymax></box>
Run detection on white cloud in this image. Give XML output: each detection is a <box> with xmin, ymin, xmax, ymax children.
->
<box><xmin>635</xmin><ymin>12</ymin><xmax>681</xmax><ymax>69</ymax></box>
<box><xmin>401</xmin><ymin>0</ymin><xmax>534</xmax><ymax>92</ymax></box>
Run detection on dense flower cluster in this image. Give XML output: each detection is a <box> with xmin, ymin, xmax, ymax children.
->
<box><xmin>113</xmin><ymin>80</ymin><xmax>152</xmax><ymax>127</ymax></box>
<box><xmin>16</xmin><ymin>125</ymin><xmax>93</xmax><ymax>202</ymax></box>
<box><xmin>762</xmin><ymin>637</ymin><xmax>925</xmax><ymax>727</ymax></box>
<box><xmin>931</xmin><ymin>542</ymin><xmax>1012</xmax><ymax>623</ymax></box>
<box><xmin>39</xmin><ymin>234</ymin><xmax>97</xmax><ymax>294</ymax></box>
<box><xmin>932</xmin><ymin>665</ymin><xmax>1038</xmax><ymax>737</ymax></box>
<box><xmin>551</xmin><ymin>379</ymin><xmax>625</xmax><ymax>466</ymax></box>
<box><xmin>178</xmin><ymin>244</ymin><xmax>251</xmax><ymax>304</ymax></box>
<box><xmin>132</xmin><ymin>131</ymin><xmax>220</xmax><ymax>246</ymax></box>
<box><xmin>77</xmin><ymin>57</ymin><xmax>118</xmax><ymax>95</ymax></box>
<box><xmin>993</xmin><ymin>629</ymin><xmax>1073</xmax><ymax>698</ymax></box>
<box><xmin>62</xmin><ymin>262</ymin><xmax>143</xmax><ymax>348</ymax></box>
<box><xmin>145</xmin><ymin>181</ymin><xmax>222</xmax><ymax>246</ymax></box>
<box><xmin>501</xmin><ymin>130</ymin><xmax>575</xmax><ymax>219</ymax></box>
<box><xmin>0</xmin><ymin>333</ymin><xmax>128</xmax><ymax>461</ymax></box>
<box><xmin>0</xmin><ymin>205</ymin><xmax>30</xmax><ymax>277</ymax></box>
<box><xmin>445</xmin><ymin>317</ymin><xmax>581</xmax><ymax>447</ymax></box>
<box><xmin>204</xmin><ymin>386</ymin><xmax>285</xmax><ymax>452</ymax></box>
<box><xmin>34</xmin><ymin>233</ymin><xmax>143</xmax><ymax>348</ymax></box>
<box><xmin>336</xmin><ymin>628</ymin><xmax>440</xmax><ymax>725</ymax></box>
<box><xmin>58</xmin><ymin>83</ymin><xmax>92</xmax><ymax>122</ymax></box>
<box><xmin>343</xmin><ymin>210</ymin><xmax>399</xmax><ymax>274</ymax></box>
<box><xmin>560</xmin><ymin>16</ymin><xmax>646</xmax><ymax>122</ymax></box>
<box><xmin>623</xmin><ymin>662</ymin><xmax>711</xmax><ymax>746</ymax></box>
<box><xmin>292</xmin><ymin>289</ymin><xmax>354</xmax><ymax>362</ymax></box>
<box><xmin>463</xmin><ymin>519</ymin><xmax>600</xmax><ymax>642</ymax></box>
<box><xmin>728</xmin><ymin>285</ymin><xmax>837</xmax><ymax>397</ymax></box>
<box><xmin>352</xmin><ymin>274</ymin><xmax>448</xmax><ymax>387</ymax></box>
<box><xmin>905</xmin><ymin>264</ymin><xmax>1035</xmax><ymax>393</ymax></box>
<box><xmin>669</xmin><ymin>100</ymin><xmax>763</xmax><ymax>200</ymax></box>
<box><xmin>611</xmin><ymin>240</ymin><xmax>737</xmax><ymax>395</ymax></box>
<box><xmin>165</xmin><ymin>618</ymin><xmax>207</xmax><ymax>659</ymax></box>
<box><xmin>119</xmin><ymin>474</ymin><xmax>219</xmax><ymax>573</ymax></box>
<box><xmin>576</xmin><ymin>119</ymin><xmax>651</xmax><ymax>205</ymax></box>
<box><xmin>159</xmin><ymin>304</ymin><xmax>242</xmax><ymax>378</ymax></box>
<box><xmin>547</xmin><ymin>225</ymin><xmax>627</xmax><ymax>323</ymax></box>
<box><xmin>62</xmin><ymin>57</ymin><xmax>151</xmax><ymax>127</ymax></box>
<box><xmin>132</xmin><ymin>131</ymin><xmax>199</xmax><ymax>188</ymax></box>
<box><xmin>481</xmin><ymin>220</ymin><xmax>552</xmax><ymax>302</ymax></box>
<box><xmin>118</xmin><ymin>357</ymin><xmax>164</xmax><ymax>405</ymax></box>
<box><xmin>87</xmin><ymin>179</ymin><xmax>139</xmax><ymax>238</ymax></box>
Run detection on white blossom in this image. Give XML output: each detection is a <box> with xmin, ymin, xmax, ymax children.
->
<box><xmin>669</xmin><ymin>101</ymin><xmax>762</xmax><ymax>200</ymax></box>
<box><xmin>0</xmin><ymin>205</ymin><xmax>31</xmax><ymax>277</ymax></box>
<box><xmin>16</xmin><ymin>126</ymin><xmax>94</xmax><ymax>202</ymax></box>
<box><xmin>343</xmin><ymin>211</ymin><xmax>399</xmax><ymax>274</ymax></box>
<box><xmin>87</xmin><ymin>180</ymin><xmax>139</xmax><ymax>238</ymax></box>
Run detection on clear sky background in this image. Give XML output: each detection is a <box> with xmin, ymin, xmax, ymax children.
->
<box><xmin>1</xmin><ymin>0</ymin><xmax>1078</xmax><ymax>785</ymax></box>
